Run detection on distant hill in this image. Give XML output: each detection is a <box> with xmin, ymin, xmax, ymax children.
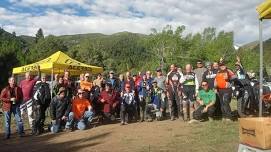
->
<box><xmin>241</xmin><ymin>38</ymin><xmax>271</xmax><ymax>74</ymax></box>
<box><xmin>19</xmin><ymin>32</ymin><xmax>148</xmax><ymax>48</ymax></box>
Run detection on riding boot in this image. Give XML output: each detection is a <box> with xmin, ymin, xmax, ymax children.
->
<box><xmin>183</xmin><ymin>108</ymin><xmax>188</xmax><ymax>121</ymax></box>
<box><xmin>189</xmin><ymin>107</ymin><xmax>194</xmax><ymax>120</ymax></box>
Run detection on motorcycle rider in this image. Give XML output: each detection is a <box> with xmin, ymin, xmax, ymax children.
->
<box><xmin>32</xmin><ymin>73</ymin><xmax>51</xmax><ymax>135</ymax></box>
<box><xmin>202</xmin><ymin>62</ymin><xmax>217</xmax><ymax>90</ymax></box>
<box><xmin>166</xmin><ymin>64</ymin><xmax>183</xmax><ymax>121</ymax></box>
<box><xmin>234</xmin><ymin>56</ymin><xmax>256</xmax><ymax>117</ymax></box>
<box><xmin>180</xmin><ymin>64</ymin><xmax>199</xmax><ymax>122</ymax></box>
<box><xmin>214</xmin><ymin>58</ymin><xmax>236</xmax><ymax>121</ymax></box>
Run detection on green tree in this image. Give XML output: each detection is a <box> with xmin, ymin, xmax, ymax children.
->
<box><xmin>35</xmin><ymin>28</ymin><xmax>44</xmax><ymax>43</ymax></box>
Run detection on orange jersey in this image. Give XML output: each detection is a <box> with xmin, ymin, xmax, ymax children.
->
<box><xmin>72</xmin><ymin>98</ymin><xmax>91</xmax><ymax>120</ymax></box>
<box><xmin>80</xmin><ymin>81</ymin><xmax>93</xmax><ymax>91</ymax></box>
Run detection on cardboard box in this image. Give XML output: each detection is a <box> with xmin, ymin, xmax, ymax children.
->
<box><xmin>239</xmin><ymin>117</ymin><xmax>271</xmax><ymax>150</ymax></box>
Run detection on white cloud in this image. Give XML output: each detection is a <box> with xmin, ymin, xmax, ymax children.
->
<box><xmin>9</xmin><ymin>0</ymin><xmax>88</xmax><ymax>6</ymax></box>
<box><xmin>2</xmin><ymin>0</ymin><xmax>271</xmax><ymax>45</ymax></box>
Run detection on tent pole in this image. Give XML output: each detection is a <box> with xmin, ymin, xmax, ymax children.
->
<box><xmin>51</xmin><ymin>68</ymin><xmax>54</xmax><ymax>98</ymax></box>
<box><xmin>259</xmin><ymin>19</ymin><xmax>263</xmax><ymax>117</ymax></box>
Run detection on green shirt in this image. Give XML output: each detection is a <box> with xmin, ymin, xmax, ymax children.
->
<box><xmin>198</xmin><ymin>89</ymin><xmax>216</xmax><ymax>105</ymax></box>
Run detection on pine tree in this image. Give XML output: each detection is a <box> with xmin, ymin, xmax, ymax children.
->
<box><xmin>35</xmin><ymin>28</ymin><xmax>44</xmax><ymax>43</ymax></box>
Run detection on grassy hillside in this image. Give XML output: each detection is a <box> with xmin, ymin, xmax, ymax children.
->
<box><xmin>241</xmin><ymin>38</ymin><xmax>271</xmax><ymax>74</ymax></box>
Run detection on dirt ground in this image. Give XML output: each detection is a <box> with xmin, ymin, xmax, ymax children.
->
<box><xmin>0</xmin><ymin>118</ymin><xmax>239</xmax><ymax>152</ymax></box>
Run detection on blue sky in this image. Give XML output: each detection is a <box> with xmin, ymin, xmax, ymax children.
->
<box><xmin>0</xmin><ymin>0</ymin><xmax>270</xmax><ymax>45</ymax></box>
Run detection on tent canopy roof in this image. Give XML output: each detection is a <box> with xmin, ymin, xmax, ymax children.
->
<box><xmin>13</xmin><ymin>51</ymin><xmax>103</xmax><ymax>75</ymax></box>
<box><xmin>257</xmin><ymin>0</ymin><xmax>271</xmax><ymax>19</ymax></box>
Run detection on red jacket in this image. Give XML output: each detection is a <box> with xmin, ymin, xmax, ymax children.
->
<box><xmin>99</xmin><ymin>90</ymin><xmax>119</xmax><ymax>113</ymax></box>
<box><xmin>0</xmin><ymin>85</ymin><xmax>23</xmax><ymax>111</ymax></box>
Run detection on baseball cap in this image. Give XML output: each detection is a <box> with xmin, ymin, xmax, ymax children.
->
<box><xmin>58</xmin><ymin>87</ymin><xmax>66</xmax><ymax>95</ymax></box>
<box><xmin>156</xmin><ymin>68</ymin><xmax>162</xmax><ymax>72</ymax></box>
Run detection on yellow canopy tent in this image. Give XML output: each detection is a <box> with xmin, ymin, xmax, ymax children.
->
<box><xmin>256</xmin><ymin>0</ymin><xmax>271</xmax><ymax>117</ymax></box>
<box><xmin>12</xmin><ymin>51</ymin><xmax>103</xmax><ymax>75</ymax></box>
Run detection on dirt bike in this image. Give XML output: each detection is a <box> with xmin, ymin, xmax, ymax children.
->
<box><xmin>232</xmin><ymin>78</ymin><xmax>257</xmax><ymax>117</ymax></box>
<box><xmin>233</xmin><ymin>78</ymin><xmax>271</xmax><ymax>117</ymax></box>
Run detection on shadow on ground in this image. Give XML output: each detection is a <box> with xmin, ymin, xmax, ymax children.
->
<box><xmin>0</xmin><ymin>130</ymin><xmax>111</xmax><ymax>152</ymax></box>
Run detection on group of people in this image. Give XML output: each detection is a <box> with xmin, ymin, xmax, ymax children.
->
<box><xmin>0</xmin><ymin>57</ymin><xmax>248</xmax><ymax>139</ymax></box>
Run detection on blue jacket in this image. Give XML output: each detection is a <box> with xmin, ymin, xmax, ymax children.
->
<box><xmin>138</xmin><ymin>80</ymin><xmax>152</xmax><ymax>97</ymax></box>
<box><xmin>150</xmin><ymin>87</ymin><xmax>163</xmax><ymax>109</ymax></box>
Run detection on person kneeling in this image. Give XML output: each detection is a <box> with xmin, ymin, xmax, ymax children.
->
<box><xmin>50</xmin><ymin>87</ymin><xmax>71</xmax><ymax>133</ymax></box>
<box><xmin>66</xmin><ymin>89</ymin><xmax>94</xmax><ymax>131</ymax></box>
<box><xmin>193</xmin><ymin>81</ymin><xmax>216</xmax><ymax>122</ymax></box>
<box><xmin>145</xmin><ymin>80</ymin><xmax>163</xmax><ymax>122</ymax></box>
<box><xmin>120</xmin><ymin>84</ymin><xmax>137</xmax><ymax>125</ymax></box>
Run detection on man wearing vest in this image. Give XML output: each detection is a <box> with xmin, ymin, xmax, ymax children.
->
<box><xmin>180</xmin><ymin>64</ymin><xmax>199</xmax><ymax>122</ymax></box>
<box><xmin>214</xmin><ymin>61</ymin><xmax>236</xmax><ymax>121</ymax></box>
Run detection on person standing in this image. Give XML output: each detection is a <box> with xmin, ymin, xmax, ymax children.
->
<box><xmin>154</xmin><ymin>68</ymin><xmax>167</xmax><ymax>117</ymax></box>
<box><xmin>0</xmin><ymin>77</ymin><xmax>24</xmax><ymax>139</ymax></box>
<box><xmin>212</xmin><ymin>62</ymin><xmax>219</xmax><ymax>73</ymax></box>
<box><xmin>20</xmin><ymin>67</ymin><xmax>40</xmax><ymax>133</ymax></box>
<box><xmin>214</xmin><ymin>60</ymin><xmax>236</xmax><ymax>121</ymax></box>
<box><xmin>32</xmin><ymin>74</ymin><xmax>51</xmax><ymax>135</ymax></box>
<box><xmin>118</xmin><ymin>74</ymin><xmax>125</xmax><ymax>93</ymax></box>
<box><xmin>80</xmin><ymin>73</ymin><xmax>93</xmax><ymax>92</ymax></box>
<box><xmin>63</xmin><ymin>71</ymin><xmax>75</xmax><ymax>100</ymax></box>
<box><xmin>120</xmin><ymin>84</ymin><xmax>137</xmax><ymax>125</ymax></box>
<box><xmin>53</xmin><ymin>76</ymin><xmax>65</xmax><ymax>97</ymax></box>
<box><xmin>93</xmin><ymin>73</ymin><xmax>104</xmax><ymax>88</ymax></box>
<box><xmin>194</xmin><ymin>60</ymin><xmax>207</xmax><ymax>85</ymax></box>
<box><xmin>166</xmin><ymin>64</ymin><xmax>183</xmax><ymax>121</ymax></box>
<box><xmin>202</xmin><ymin>62</ymin><xmax>217</xmax><ymax>90</ymax></box>
<box><xmin>123</xmin><ymin>72</ymin><xmax>135</xmax><ymax>91</ymax></box>
<box><xmin>145</xmin><ymin>80</ymin><xmax>163</xmax><ymax>121</ymax></box>
<box><xmin>180</xmin><ymin>64</ymin><xmax>199</xmax><ymax>122</ymax></box>
<box><xmin>52</xmin><ymin>74</ymin><xmax>59</xmax><ymax>89</ymax></box>
<box><xmin>235</xmin><ymin>56</ymin><xmax>248</xmax><ymax>80</ymax></box>
<box><xmin>138</xmin><ymin>73</ymin><xmax>151</xmax><ymax>122</ymax></box>
<box><xmin>107</xmin><ymin>71</ymin><xmax>120</xmax><ymax>91</ymax></box>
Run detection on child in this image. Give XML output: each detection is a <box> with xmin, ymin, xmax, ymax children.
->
<box><xmin>145</xmin><ymin>80</ymin><xmax>163</xmax><ymax>121</ymax></box>
<box><xmin>120</xmin><ymin>84</ymin><xmax>137</xmax><ymax>125</ymax></box>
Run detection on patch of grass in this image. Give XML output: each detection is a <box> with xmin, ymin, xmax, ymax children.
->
<box><xmin>161</xmin><ymin>121</ymin><xmax>239</xmax><ymax>152</ymax></box>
